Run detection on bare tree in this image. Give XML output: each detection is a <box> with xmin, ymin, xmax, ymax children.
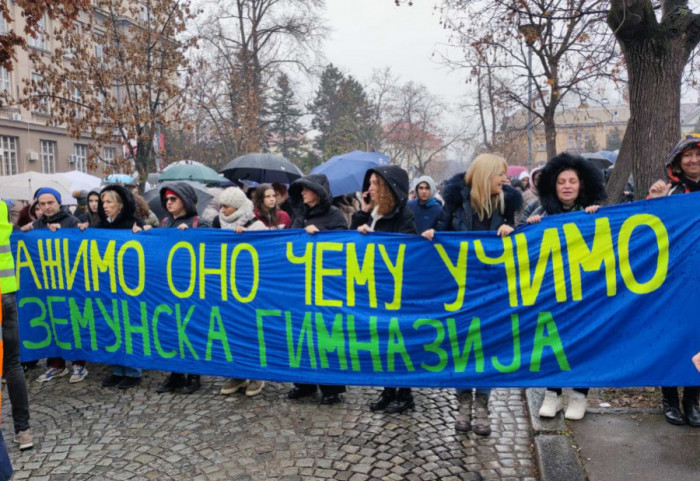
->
<box><xmin>384</xmin><ymin>82</ymin><xmax>467</xmax><ymax>177</ymax></box>
<box><xmin>440</xmin><ymin>0</ymin><xmax>618</xmax><ymax>159</ymax></box>
<box><xmin>606</xmin><ymin>0</ymin><xmax>700</xmax><ymax>200</ymax></box>
<box><xmin>190</xmin><ymin>0</ymin><xmax>326</xmax><ymax>158</ymax></box>
<box><xmin>24</xmin><ymin>0</ymin><xmax>196</xmax><ymax>185</ymax></box>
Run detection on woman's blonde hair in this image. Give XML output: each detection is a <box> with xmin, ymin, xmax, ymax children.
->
<box><xmin>101</xmin><ymin>190</ymin><xmax>123</xmax><ymax>214</ymax></box>
<box><xmin>465</xmin><ymin>153</ymin><xmax>508</xmax><ymax>221</ymax></box>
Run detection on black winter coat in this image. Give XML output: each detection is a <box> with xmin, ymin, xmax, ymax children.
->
<box><xmin>350</xmin><ymin>165</ymin><xmax>417</xmax><ymax>234</ymax></box>
<box><xmin>289</xmin><ymin>174</ymin><xmax>348</xmax><ymax>231</ymax></box>
<box><xmin>436</xmin><ymin>172</ymin><xmax>522</xmax><ymax>232</ymax></box>
<box><xmin>96</xmin><ymin>185</ymin><xmax>143</xmax><ymax>230</ymax></box>
<box><xmin>159</xmin><ymin>183</ymin><xmax>211</xmax><ymax>228</ymax></box>
<box><xmin>31</xmin><ymin>206</ymin><xmax>80</xmax><ymax>230</ymax></box>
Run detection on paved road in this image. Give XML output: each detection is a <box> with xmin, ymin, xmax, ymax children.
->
<box><xmin>3</xmin><ymin>366</ymin><xmax>537</xmax><ymax>480</ymax></box>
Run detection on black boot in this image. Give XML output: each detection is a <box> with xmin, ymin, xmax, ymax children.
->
<box><xmin>288</xmin><ymin>384</ymin><xmax>317</xmax><ymax>399</ymax></box>
<box><xmin>370</xmin><ymin>388</ymin><xmax>396</xmax><ymax>412</ymax></box>
<box><xmin>662</xmin><ymin>388</ymin><xmax>685</xmax><ymax>426</ymax></box>
<box><xmin>385</xmin><ymin>389</ymin><xmax>415</xmax><ymax>414</ymax></box>
<box><xmin>683</xmin><ymin>388</ymin><xmax>700</xmax><ymax>427</ymax></box>
<box><xmin>181</xmin><ymin>374</ymin><xmax>201</xmax><ymax>394</ymax></box>
<box><xmin>157</xmin><ymin>373</ymin><xmax>186</xmax><ymax>393</ymax></box>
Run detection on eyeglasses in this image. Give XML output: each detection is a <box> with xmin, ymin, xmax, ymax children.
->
<box><xmin>165</xmin><ymin>196</ymin><xmax>179</xmax><ymax>203</ymax></box>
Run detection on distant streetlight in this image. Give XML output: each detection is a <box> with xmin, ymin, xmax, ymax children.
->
<box><xmin>519</xmin><ymin>24</ymin><xmax>541</xmax><ymax>173</ymax></box>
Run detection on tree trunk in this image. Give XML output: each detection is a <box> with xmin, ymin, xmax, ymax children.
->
<box><xmin>607</xmin><ymin>0</ymin><xmax>700</xmax><ymax>202</ymax></box>
<box><xmin>612</xmin><ymin>37</ymin><xmax>687</xmax><ymax>200</ymax></box>
<box><xmin>543</xmin><ymin>106</ymin><xmax>558</xmax><ymax>161</ymax></box>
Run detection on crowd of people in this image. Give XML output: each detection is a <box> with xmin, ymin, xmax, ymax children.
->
<box><xmin>1</xmin><ymin>135</ymin><xmax>700</xmax><ymax>455</ymax></box>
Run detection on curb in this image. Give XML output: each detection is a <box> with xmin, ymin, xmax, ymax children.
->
<box><xmin>525</xmin><ymin>389</ymin><xmax>587</xmax><ymax>481</ymax></box>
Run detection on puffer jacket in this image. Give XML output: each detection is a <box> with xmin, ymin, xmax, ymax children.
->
<box><xmin>350</xmin><ymin>165</ymin><xmax>417</xmax><ymax>234</ymax></box>
<box><xmin>159</xmin><ymin>183</ymin><xmax>211</xmax><ymax>228</ymax></box>
<box><xmin>289</xmin><ymin>174</ymin><xmax>348</xmax><ymax>231</ymax></box>
<box><xmin>97</xmin><ymin>185</ymin><xmax>143</xmax><ymax>229</ymax></box>
<box><xmin>437</xmin><ymin>172</ymin><xmax>522</xmax><ymax>232</ymax></box>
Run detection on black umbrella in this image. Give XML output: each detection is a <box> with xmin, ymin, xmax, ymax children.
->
<box><xmin>581</xmin><ymin>153</ymin><xmax>613</xmax><ymax>170</ymax></box>
<box><xmin>143</xmin><ymin>182</ymin><xmax>214</xmax><ymax>221</ymax></box>
<box><xmin>219</xmin><ymin>153</ymin><xmax>303</xmax><ymax>184</ymax></box>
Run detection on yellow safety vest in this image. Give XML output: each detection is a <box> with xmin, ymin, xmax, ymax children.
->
<box><xmin>0</xmin><ymin>201</ymin><xmax>17</xmax><ymax>294</ymax></box>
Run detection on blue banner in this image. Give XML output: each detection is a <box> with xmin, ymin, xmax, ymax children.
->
<box><xmin>11</xmin><ymin>193</ymin><xmax>700</xmax><ymax>388</ymax></box>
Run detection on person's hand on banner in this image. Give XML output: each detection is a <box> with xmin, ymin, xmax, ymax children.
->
<box><xmin>693</xmin><ymin>352</ymin><xmax>700</xmax><ymax>373</ymax></box>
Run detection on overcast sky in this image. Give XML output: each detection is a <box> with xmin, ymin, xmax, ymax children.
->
<box><xmin>321</xmin><ymin>0</ymin><xmax>467</xmax><ymax>105</ymax></box>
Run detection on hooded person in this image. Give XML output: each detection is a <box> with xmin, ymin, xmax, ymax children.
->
<box><xmin>521</xmin><ymin>153</ymin><xmax>606</xmax><ymax>226</ymax></box>
<box><xmin>521</xmin><ymin>166</ymin><xmax>543</xmax><ymax>208</ymax></box>
<box><xmin>213</xmin><ymin>187</ymin><xmax>267</xmax><ymax>398</ymax></box>
<box><xmin>648</xmin><ymin>134</ymin><xmax>700</xmax><ymax>427</ymax></box>
<box><xmin>286</xmin><ymin>174</ymin><xmax>348</xmax><ymax>404</ymax></box>
<box><xmin>158</xmin><ymin>183</ymin><xmax>211</xmax><ymax>229</ymax></box>
<box><xmin>352</xmin><ymin>165</ymin><xmax>418</xmax><ymax>415</ymax></box>
<box><xmin>649</xmin><ymin>132</ymin><xmax>700</xmax><ymax>197</ymax></box>
<box><xmin>407</xmin><ymin>175</ymin><xmax>442</xmax><ymax>234</ymax></box>
<box><xmin>156</xmin><ymin>183</ymin><xmax>209</xmax><ymax>394</ymax></box>
<box><xmin>523</xmin><ymin>153</ymin><xmax>606</xmax><ymax>422</ymax></box>
<box><xmin>72</xmin><ymin>190</ymin><xmax>90</xmax><ymax>222</ymax></box>
<box><xmin>289</xmin><ymin>174</ymin><xmax>348</xmax><ymax>232</ymax></box>
<box><xmin>22</xmin><ymin>188</ymin><xmax>80</xmax><ymax>232</ymax></box>
<box><xmin>95</xmin><ymin>185</ymin><xmax>144</xmax><ymax>389</ymax></box>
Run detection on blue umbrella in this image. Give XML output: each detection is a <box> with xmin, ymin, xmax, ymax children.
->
<box><xmin>310</xmin><ymin>150</ymin><xmax>390</xmax><ymax>197</ymax></box>
<box><xmin>103</xmin><ymin>174</ymin><xmax>136</xmax><ymax>185</ymax></box>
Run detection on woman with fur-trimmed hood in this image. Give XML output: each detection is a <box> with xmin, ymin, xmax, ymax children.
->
<box><xmin>520</xmin><ymin>152</ymin><xmax>606</xmax><ymax>225</ymax></box>
<box><xmin>524</xmin><ymin>152</ymin><xmax>606</xmax><ymax>422</ymax></box>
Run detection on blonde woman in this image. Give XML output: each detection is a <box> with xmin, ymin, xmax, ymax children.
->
<box><xmin>423</xmin><ymin>153</ymin><xmax>523</xmax><ymax>436</ymax></box>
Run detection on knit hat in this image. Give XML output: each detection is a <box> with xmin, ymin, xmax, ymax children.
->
<box><xmin>35</xmin><ymin>187</ymin><xmax>62</xmax><ymax>204</ymax></box>
<box><xmin>72</xmin><ymin>190</ymin><xmax>88</xmax><ymax>206</ymax></box>
<box><xmin>219</xmin><ymin>187</ymin><xmax>248</xmax><ymax>209</ymax></box>
<box><xmin>518</xmin><ymin>171</ymin><xmax>530</xmax><ymax>181</ymax></box>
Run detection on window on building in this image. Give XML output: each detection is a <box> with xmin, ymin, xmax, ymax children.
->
<box><xmin>0</xmin><ymin>67</ymin><xmax>10</xmax><ymax>94</ymax></box>
<box><xmin>567</xmin><ymin>135</ymin><xmax>576</xmax><ymax>149</ymax></box>
<box><xmin>29</xmin><ymin>15</ymin><xmax>47</xmax><ymax>50</ymax></box>
<box><xmin>102</xmin><ymin>147</ymin><xmax>115</xmax><ymax>166</ymax></box>
<box><xmin>0</xmin><ymin>136</ymin><xmax>18</xmax><ymax>176</ymax></box>
<box><xmin>31</xmin><ymin>73</ymin><xmax>49</xmax><ymax>114</ymax></box>
<box><xmin>40</xmin><ymin>140</ymin><xmax>57</xmax><ymax>174</ymax></box>
<box><xmin>74</xmin><ymin>144</ymin><xmax>88</xmax><ymax>172</ymax></box>
<box><xmin>0</xmin><ymin>16</ymin><xmax>7</xmax><ymax>35</ymax></box>
<box><xmin>69</xmin><ymin>84</ymin><xmax>82</xmax><ymax>119</ymax></box>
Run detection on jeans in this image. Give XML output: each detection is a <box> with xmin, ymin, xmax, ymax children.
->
<box><xmin>110</xmin><ymin>365</ymin><xmax>141</xmax><ymax>378</ymax></box>
<box><xmin>2</xmin><ymin>293</ymin><xmax>31</xmax><ymax>433</ymax></box>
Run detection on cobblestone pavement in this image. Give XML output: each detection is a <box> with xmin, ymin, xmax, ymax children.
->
<box><xmin>2</xmin><ymin>365</ymin><xmax>537</xmax><ymax>480</ymax></box>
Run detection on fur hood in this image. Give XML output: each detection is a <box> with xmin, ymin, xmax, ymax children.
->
<box><xmin>537</xmin><ymin>153</ymin><xmax>607</xmax><ymax>215</ymax></box>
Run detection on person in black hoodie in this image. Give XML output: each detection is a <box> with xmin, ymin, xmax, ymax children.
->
<box><xmin>96</xmin><ymin>185</ymin><xmax>145</xmax><ymax>389</ymax></box>
<box><xmin>648</xmin><ymin>134</ymin><xmax>700</xmax><ymax>427</ymax></box>
<box><xmin>287</xmin><ymin>174</ymin><xmax>348</xmax><ymax>404</ymax></box>
<box><xmin>424</xmin><ymin>153</ymin><xmax>522</xmax><ymax>436</ymax></box>
<box><xmin>156</xmin><ymin>183</ymin><xmax>210</xmax><ymax>395</ymax></box>
<box><xmin>352</xmin><ymin>165</ymin><xmax>418</xmax><ymax>414</ymax></box>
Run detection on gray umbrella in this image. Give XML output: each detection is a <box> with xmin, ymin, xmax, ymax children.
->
<box><xmin>219</xmin><ymin>153</ymin><xmax>303</xmax><ymax>184</ymax></box>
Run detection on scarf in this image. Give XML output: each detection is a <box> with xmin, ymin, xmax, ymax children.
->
<box><xmin>219</xmin><ymin>200</ymin><xmax>256</xmax><ymax>230</ymax></box>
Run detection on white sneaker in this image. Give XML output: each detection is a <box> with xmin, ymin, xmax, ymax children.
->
<box><xmin>565</xmin><ymin>391</ymin><xmax>588</xmax><ymax>420</ymax></box>
<box><xmin>36</xmin><ymin>367</ymin><xmax>69</xmax><ymax>383</ymax></box>
<box><xmin>69</xmin><ymin>365</ymin><xmax>88</xmax><ymax>383</ymax></box>
<box><xmin>14</xmin><ymin>430</ymin><xmax>33</xmax><ymax>451</ymax></box>
<box><xmin>539</xmin><ymin>390</ymin><xmax>563</xmax><ymax>418</ymax></box>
